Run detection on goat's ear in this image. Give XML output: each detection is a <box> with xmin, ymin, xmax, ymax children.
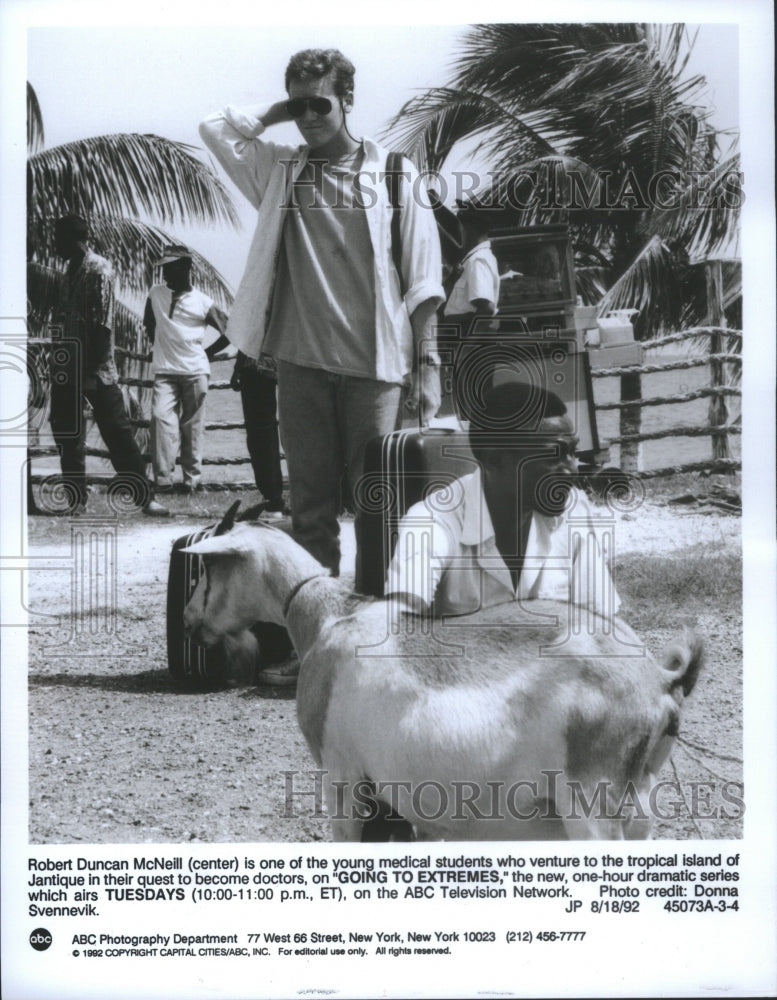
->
<box><xmin>181</xmin><ymin>534</ymin><xmax>252</xmax><ymax>558</ymax></box>
<box><xmin>214</xmin><ymin>500</ymin><xmax>241</xmax><ymax>536</ymax></box>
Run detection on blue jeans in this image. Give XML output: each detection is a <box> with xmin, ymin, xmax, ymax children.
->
<box><xmin>277</xmin><ymin>361</ymin><xmax>403</xmax><ymax>585</ymax></box>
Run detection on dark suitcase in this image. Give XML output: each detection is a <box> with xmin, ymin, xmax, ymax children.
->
<box><xmin>167</xmin><ymin>521</ymin><xmax>229</xmax><ymax>684</ymax></box>
<box><xmin>357</xmin><ymin>427</ymin><xmax>478</xmax><ymax>597</ymax></box>
<box><xmin>166</xmin><ymin>502</ymin><xmax>293</xmax><ymax>685</ymax></box>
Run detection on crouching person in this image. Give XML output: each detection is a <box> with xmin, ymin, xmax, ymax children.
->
<box><xmin>145</xmin><ymin>245</ymin><xmax>229</xmax><ymax>495</ymax></box>
<box><xmin>386</xmin><ymin>380</ymin><xmax>620</xmax><ymax>620</ymax></box>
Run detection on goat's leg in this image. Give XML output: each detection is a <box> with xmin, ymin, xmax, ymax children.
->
<box><xmin>556</xmin><ymin>780</ymin><xmax>643</xmax><ymax>840</ymax></box>
<box><xmin>621</xmin><ymin>778</ymin><xmax>655</xmax><ymax>840</ymax></box>
<box><xmin>323</xmin><ymin>771</ymin><xmax>365</xmax><ymax>842</ymax></box>
<box><xmin>361</xmin><ymin>799</ymin><xmax>415</xmax><ymax>842</ymax></box>
<box><xmin>331</xmin><ymin>817</ymin><xmax>365</xmax><ymax>842</ymax></box>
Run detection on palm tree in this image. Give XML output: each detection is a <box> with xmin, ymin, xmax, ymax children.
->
<box><xmin>26</xmin><ymin>81</ymin><xmax>239</xmax><ymax>427</ymax></box>
<box><xmin>383</xmin><ymin>24</ymin><xmax>741</xmax><ymax>469</ymax></box>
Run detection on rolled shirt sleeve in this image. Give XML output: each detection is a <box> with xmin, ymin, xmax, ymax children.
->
<box><xmin>466</xmin><ymin>256</ymin><xmax>499</xmax><ymax>311</ymax></box>
<box><xmin>396</xmin><ymin>159</ymin><xmax>445</xmax><ymax>317</ymax></box>
<box><xmin>385</xmin><ymin>501</ymin><xmax>456</xmax><ymax>613</ymax></box>
<box><xmin>198</xmin><ymin>110</ymin><xmax>443</xmax><ymax>374</ymax></box>
<box><xmin>199</xmin><ymin>107</ymin><xmax>300</xmax><ymax>210</ymax></box>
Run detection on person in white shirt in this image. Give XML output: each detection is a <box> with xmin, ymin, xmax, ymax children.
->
<box><xmin>439</xmin><ymin>200</ymin><xmax>500</xmax><ymax>418</ymax></box>
<box><xmin>199</xmin><ymin>48</ymin><xmax>445</xmax><ymax>687</ymax></box>
<box><xmin>443</xmin><ymin>200</ymin><xmax>500</xmax><ymax>321</ymax></box>
<box><xmin>144</xmin><ymin>245</ymin><xmax>229</xmax><ymax>493</ymax></box>
<box><xmin>386</xmin><ymin>380</ymin><xmax>620</xmax><ymax>620</ymax></box>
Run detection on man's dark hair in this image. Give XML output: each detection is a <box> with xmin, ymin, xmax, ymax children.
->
<box><xmin>285</xmin><ymin>48</ymin><xmax>355</xmax><ymax>99</ymax></box>
<box><xmin>468</xmin><ymin>380</ymin><xmax>567</xmax><ymax>458</ymax></box>
<box><xmin>55</xmin><ymin>214</ymin><xmax>88</xmax><ymax>241</ymax></box>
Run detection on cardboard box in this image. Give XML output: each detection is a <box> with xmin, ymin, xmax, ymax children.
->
<box><xmin>597</xmin><ymin>316</ymin><xmax>635</xmax><ymax>346</ymax></box>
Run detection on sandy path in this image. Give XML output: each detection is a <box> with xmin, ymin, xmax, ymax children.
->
<box><xmin>25</xmin><ymin>496</ymin><xmax>742</xmax><ymax>843</ymax></box>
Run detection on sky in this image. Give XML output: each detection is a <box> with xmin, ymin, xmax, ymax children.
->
<box><xmin>22</xmin><ymin>20</ymin><xmax>742</xmax><ymax>293</ymax></box>
<box><xmin>25</xmin><ymin>24</ymin><xmax>469</xmax><ymax>290</ymax></box>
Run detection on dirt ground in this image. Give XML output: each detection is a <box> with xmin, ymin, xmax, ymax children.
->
<box><xmin>25</xmin><ymin>480</ymin><xmax>743</xmax><ymax>844</ymax></box>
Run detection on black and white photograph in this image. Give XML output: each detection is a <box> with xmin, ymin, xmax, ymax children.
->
<box><xmin>2</xmin><ymin>3</ymin><xmax>775</xmax><ymax>998</ymax></box>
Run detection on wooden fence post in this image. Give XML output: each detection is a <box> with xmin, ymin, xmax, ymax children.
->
<box><xmin>619</xmin><ymin>370</ymin><xmax>642</xmax><ymax>474</ymax></box>
<box><xmin>705</xmin><ymin>260</ymin><xmax>730</xmax><ymax>461</ymax></box>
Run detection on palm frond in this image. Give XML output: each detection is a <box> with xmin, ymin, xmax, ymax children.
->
<box><xmin>28</xmin><ymin>133</ymin><xmax>240</xmax><ymax>231</ymax></box>
<box><xmin>383</xmin><ymin>88</ymin><xmax>557</xmax><ymax>175</ymax></box>
<box><xmin>29</xmin><ymin>215</ymin><xmax>233</xmax><ymax>308</ymax></box>
<box><xmin>451</xmin><ymin>24</ymin><xmax>710</xmax><ymax>185</ymax></box>
<box><xmin>113</xmin><ymin>300</ymin><xmax>149</xmax><ymax>361</ymax></box>
<box><xmin>27</xmin><ymin>83</ymin><xmax>45</xmax><ymax>153</ymax></box>
<box><xmin>597</xmin><ymin>234</ymin><xmax>683</xmax><ymax>336</ymax></box>
<box><xmin>392</xmin><ymin>23</ymin><xmax>742</xmax><ymax>350</ymax></box>
<box><xmin>476</xmin><ymin>154</ymin><xmax>603</xmax><ymax>219</ymax></box>
<box><xmin>454</xmin><ymin>23</ymin><xmax>647</xmax><ymax>102</ymax></box>
<box><xmin>574</xmin><ymin>265</ymin><xmax>609</xmax><ymax>305</ymax></box>
<box><xmin>651</xmin><ymin>151</ymin><xmax>742</xmax><ymax>261</ymax></box>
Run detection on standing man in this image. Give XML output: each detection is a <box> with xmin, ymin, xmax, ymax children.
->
<box><xmin>229</xmin><ymin>350</ymin><xmax>286</xmax><ymax>517</ymax></box>
<box><xmin>200</xmin><ymin>48</ymin><xmax>444</xmax><ymax>599</ymax></box>
<box><xmin>438</xmin><ymin>199</ymin><xmax>500</xmax><ymax>418</ymax></box>
<box><xmin>48</xmin><ymin>215</ymin><xmax>168</xmax><ymax>516</ymax></box>
<box><xmin>144</xmin><ymin>245</ymin><xmax>229</xmax><ymax>494</ymax></box>
<box><xmin>442</xmin><ymin>199</ymin><xmax>500</xmax><ymax>334</ymax></box>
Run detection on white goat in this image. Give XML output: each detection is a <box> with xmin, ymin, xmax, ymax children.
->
<box><xmin>182</xmin><ymin>521</ymin><xmax>702</xmax><ymax>841</ymax></box>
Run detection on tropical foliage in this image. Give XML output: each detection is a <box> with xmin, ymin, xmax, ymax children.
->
<box><xmin>26</xmin><ymin>81</ymin><xmax>238</xmax><ymax>357</ymax></box>
<box><xmin>384</xmin><ymin>23</ymin><xmax>741</xmax><ymax>339</ymax></box>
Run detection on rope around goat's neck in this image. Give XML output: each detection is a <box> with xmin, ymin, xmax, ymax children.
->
<box><xmin>282</xmin><ymin>574</ymin><xmax>328</xmax><ymax>620</ymax></box>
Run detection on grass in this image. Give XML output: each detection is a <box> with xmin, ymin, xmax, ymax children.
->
<box><xmin>615</xmin><ymin>539</ymin><xmax>742</xmax><ymax>607</ymax></box>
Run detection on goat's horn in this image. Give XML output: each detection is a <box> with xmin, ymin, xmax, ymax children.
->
<box><xmin>214</xmin><ymin>500</ymin><xmax>241</xmax><ymax>536</ymax></box>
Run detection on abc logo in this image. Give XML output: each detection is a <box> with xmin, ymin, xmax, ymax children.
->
<box><xmin>29</xmin><ymin>928</ymin><xmax>53</xmax><ymax>951</ymax></box>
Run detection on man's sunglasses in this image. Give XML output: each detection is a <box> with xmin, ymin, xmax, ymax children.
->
<box><xmin>286</xmin><ymin>96</ymin><xmax>334</xmax><ymax>119</ymax></box>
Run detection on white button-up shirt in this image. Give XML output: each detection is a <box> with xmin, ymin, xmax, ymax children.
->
<box><xmin>386</xmin><ymin>469</ymin><xmax>620</xmax><ymax>618</ymax></box>
<box><xmin>147</xmin><ymin>285</ymin><xmax>215</xmax><ymax>376</ymax></box>
<box><xmin>444</xmin><ymin>240</ymin><xmax>500</xmax><ymax>316</ymax></box>
<box><xmin>199</xmin><ymin>107</ymin><xmax>444</xmax><ymax>382</ymax></box>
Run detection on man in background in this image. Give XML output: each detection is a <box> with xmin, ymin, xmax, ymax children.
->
<box><xmin>144</xmin><ymin>245</ymin><xmax>229</xmax><ymax>495</ymax></box>
<box><xmin>439</xmin><ymin>199</ymin><xmax>500</xmax><ymax>418</ymax></box>
<box><xmin>47</xmin><ymin>214</ymin><xmax>168</xmax><ymax>516</ymax></box>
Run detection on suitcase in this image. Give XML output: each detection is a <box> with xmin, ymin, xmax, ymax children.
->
<box><xmin>357</xmin><ymin>427</ymin><xmax>478</xmax><ymax>597</ymax></box>
<box><xmin>169</xmin><ymin>427</ymin><xmax>478</xmax><ymax>677</ymax></box>
<box><xmin>166</xmin><ymin>502</ymin><xmax>293</xmax><ymax>685</ymax></box>
<box><xmin>167</xmin><ymin>521</ymin><xmax>230</xmax><ymax>684</ymax></box>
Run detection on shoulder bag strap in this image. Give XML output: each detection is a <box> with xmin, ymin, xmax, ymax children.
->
<box><xmin>385</xmin><ymin>150</ymin><xmax>406</xmax><ymax>298</ymax></box>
